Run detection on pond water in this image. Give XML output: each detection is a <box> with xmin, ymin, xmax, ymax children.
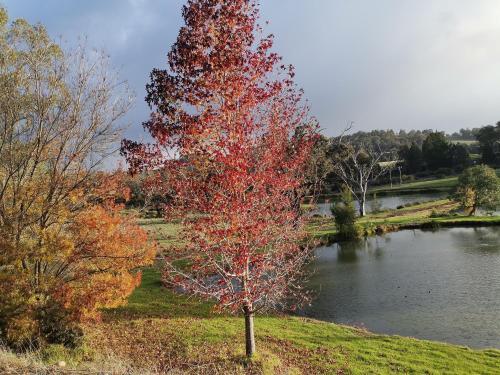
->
<box><xmin>312</xmin><ymin>192</ymin><xmax>448</xmax><ymax>216</ymax></box>
<box><xmin>302</xmin><ymin>227</ymin><xmax>500</xmax><ymax>348</ymax></box>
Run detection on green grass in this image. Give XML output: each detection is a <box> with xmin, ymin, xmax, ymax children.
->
<box><xmin>137</xmin><ymin>217</ymin><xmax>181</xmax><ymax>248</ymax></box>
<box><xmin>372</xmin><ymin>176</ymin><xmax>459</xmax><ymax>194</ymax></box>
<box><xmin>372</xmin><ymin>169</ymin><xmax>500</xmax><ymax>194</ymax></box>
<box><xmin>108</xmin><ymin>267</ymin><xmax>213</xmax><ymax>319</ymax></box>
<box><xmin>450</xmin><ymin>140</ymin><xmax>479</xmax><ymax>145</ymax></box>
<box><xmin>5</xmin><ymin>204</ymin><xmax>499</xmax><ymax>374</ymax></box>
<box><xmin>92</xmin><ymin>212</ymin><xmax>500</xmax><ymax>373</ymax></box>
<box><xmin>86</xmin><ymin>263</ymin><xmax>500</xmax><ymax>374</ymax></box>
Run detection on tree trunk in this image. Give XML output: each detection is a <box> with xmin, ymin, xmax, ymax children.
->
<box><xmin>243</xmin><ymin>305</ymin><xmax>255</xmax><ymax>358</ymax></box>
<box><xmin>290</xmin><ymin>189</ymin><xmax>302</xmax><ymax>228</ymax></box>
<box><xmin>359</xmin><ymin>196</ymin><xmax>366</xmax><ymax>217</ymax></box>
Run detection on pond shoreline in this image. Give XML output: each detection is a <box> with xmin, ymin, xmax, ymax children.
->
<box><xmin>313</xmin><ymin>187</ymin><xmax>451</xmax><ymax>202</ymax></box>
<box><xmin>308</xmin><ymin>200</ymin><xmax>500</xmax><ymax>247</ymax></box>
<box><xmin>310</xmin><ymin>212</ymin><xmax>500</xmax><ymax>246</ymax></box>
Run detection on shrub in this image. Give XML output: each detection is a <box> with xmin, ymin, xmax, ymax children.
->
<box><xmin>430</xmin><ymin>210</ymin><xmax>438</xmax><ymax>218</ymax></box>
<box><xmin>331</xmin><ymin>187</ymin><xmax>360</xmax><ymax>240</ymax></box>
<box><xmin>0</xmin><ymin>202</ymin><xmax>157</xmax><ymax>350</ymax></box>
<box><xmin>38</xmin><ymin>304</ymin><xmax>83</xmax><ymax>349</ymax></box>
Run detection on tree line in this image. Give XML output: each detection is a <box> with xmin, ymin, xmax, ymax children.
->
<box><xmin>121</xmin><ymin>126</ymin><xmax>499</xmax><ymax>218</ymax></box>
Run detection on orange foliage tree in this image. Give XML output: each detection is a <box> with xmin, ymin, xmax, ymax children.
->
<box><xmin>0</xmin><ymin>9</ymin><xmax>156</xmax><ymax>349</ymax></box>
<box><xmin>0</xmin><ymin>176</ymin><xmax>156</xmax><ymax>348</ymax></box>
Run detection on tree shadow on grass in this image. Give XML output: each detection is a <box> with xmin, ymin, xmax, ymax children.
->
<box><xmin>103</xmin><ymin>266</ymin><xmax>217</xmax><ymax>321</ymax></box>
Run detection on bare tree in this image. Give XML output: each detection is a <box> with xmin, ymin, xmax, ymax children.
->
<box><xmin>331</xmin><ymin>140</ymin><xmax>390</xmax><ymax>217</ymax></box>
<box><xmin>0</xmin><ymin>15</ymin><xmax>132</xmax><ymax>237</ymax></box>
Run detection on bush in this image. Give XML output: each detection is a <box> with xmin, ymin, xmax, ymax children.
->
<box><xmin>331</xmin><ymin>187</ymin><xmax>360</xmax><ymax>240</ymax></box>
<box><xmin>38</xmin><ymin>304</ymin><xmax>83</xmax><ymax>349</ymax></box>
<box><xmin>0</xmin><ymin>302</ymin><xmax>83</xmax><ymax>351</ymax></box>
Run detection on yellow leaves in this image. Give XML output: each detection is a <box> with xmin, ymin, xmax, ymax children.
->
<box><xmin>0</xmin><ymin>8</ymin><xmax>7</xmax><ymax>28</ymax></box>
<box><xmin>4</xmin><ymin>314</ymin><xmax>38</xmax><ymax>346</ymax></box>
<box><xmin>462</xmin><ymin>187</ymin><xmax>476</xmax><ymax>210</ymax></box>
<box><xmin>38</xmin><ymin>226</ymin><xmax>75</xmax><ymax>259</ymax></box>
<box><xmin>69</xmin><ymin>189</ymin><xmax>85</xmax><ymax>205</ymax></box>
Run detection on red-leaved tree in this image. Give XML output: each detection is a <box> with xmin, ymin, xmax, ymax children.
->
<box><xmin>122</xmin><ymin>0</ymin><xmax>318</xmax><ymax>357</ymax></box>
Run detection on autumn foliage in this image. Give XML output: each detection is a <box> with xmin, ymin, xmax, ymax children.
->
<box><xmin>58</xmin><ymin>204</ymin><xmax>156</xmax><ymax>321</ymax></box>
<box><xmin>122</xmin><ymin>0</ymin><xmax>318</xmax><ymax>356</ymax></box>
<box><xmin>0</xmin><ymin>10</ymin><xmax>156</xmax><ymax>349</ymax></box>
<box><xmin>0</xmin><ymin>177</ymin><xmax>156</xmax><ymax>348</ymax></box>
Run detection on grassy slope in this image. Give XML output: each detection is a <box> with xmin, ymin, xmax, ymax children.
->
<box><xmin>3</xmin><ymin>203</ymin><xmax>500</xmax><ymax>374</ymax></box>
<box><xmin>89</xmin><ymin>267</ymin><xmax>499</xmax><ymax>374</ymax></box>
<box><xmin>91</xmin><ymin>211</ymin><xmax>499</xmax><ymax>374</ymax></box>
<box><xmin>372</xmin><ymin>177</ymin><xmax>458</xmax><ymax>194</ymax></box>
<box><xmin>372</xmin><ymin>169</ymin><xmax>500</xmax><ymax>194</ymax></box>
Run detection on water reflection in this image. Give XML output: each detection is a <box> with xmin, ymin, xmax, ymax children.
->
<box><xmin>450</xmin><ymin>227</ymin><xmax>500</xmax><ymax>254</ymax></box>
<box><xmin>336</xmin><ymin>240</ymin><xmax>361</xmax><ymax>263</ymax></box>
<box><xmin>303</xmin><ymin>227</ymin><xmax>500</xmax><ymax>349</ymax></box>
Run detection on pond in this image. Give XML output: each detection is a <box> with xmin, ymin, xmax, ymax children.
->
<box><xmin>302</xmin><ymin>227</ymin><xmax>500</xmax><ymax>349</ymax></box>
<box><xmin>311</xmin><ymin>192</ymin><xmax>448</xmax><ymax>216</ymax></box>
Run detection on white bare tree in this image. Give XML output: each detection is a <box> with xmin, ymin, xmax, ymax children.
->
<box><xmin>331</xmin><ymin>140</ymin><xmax>390</xmax><ymax>217</ymax></box>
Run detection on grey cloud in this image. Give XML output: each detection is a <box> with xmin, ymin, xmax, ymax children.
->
<box><xmin>4</xmin><ymin>0</ymin><xmax>500</xmax><ymax>139</ymax></box>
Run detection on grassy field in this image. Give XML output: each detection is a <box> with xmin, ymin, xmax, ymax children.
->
<box><xmin>83</xmin><ymin>267</ymin><xmax>499</xmax><ymax>374</ymax></box>
<box><xmin>371</xmin><ymin>169</ymin><xmax>500</xmax><ymax>195</ymax></box>
<box><xmin>371</xmin><ymin>177</ymin><xmax>459</xmax><ymax>194</ymax></box>
<box><xmin>4</xmin><ymin>209</ymin><xmax>499</xmax><ymax>374</ymax></box>
<box><xmin>2</xmin><ymin>202</ymin><xmax>500</xmax><ymax>374</ymax></box>
<box><xmin>450</xmin><ymin>140</ymin><xmax>479</xmax><ymax>145</ymax></box>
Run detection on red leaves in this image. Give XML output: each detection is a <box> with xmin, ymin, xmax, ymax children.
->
<box><xmin>123</xmin><ymin>0</ymin><xmax>318</xmax><ymax>314</ymax></box>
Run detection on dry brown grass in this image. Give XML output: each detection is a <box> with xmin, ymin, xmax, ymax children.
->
<box><xmin>0</xmin><ymin>345</ymin><xmax>157</xmax><ymax>375</ymax></box>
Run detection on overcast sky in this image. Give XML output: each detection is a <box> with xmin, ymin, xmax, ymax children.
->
<box><xmin>4</xmin><ymin>0</ymin><xmax>500</xmax><ymax>138</ymax></box>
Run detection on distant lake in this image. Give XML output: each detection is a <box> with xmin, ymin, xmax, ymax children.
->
<box><xmin>311</xmin><ymin>192</ymin><xmax>448</xmax><ymax>216</ymax></box>
<box><xmin>302</xmin><ymin>227</ymin><xmax>500</xmax><ymax>349</ymax></box>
